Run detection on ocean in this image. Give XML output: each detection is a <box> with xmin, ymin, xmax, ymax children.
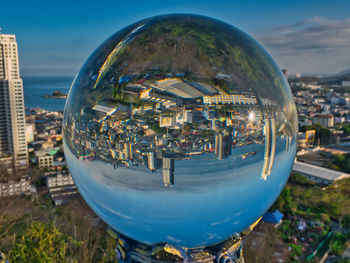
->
<box><xmin>23</xmin><ymin>76</ymin><xmax>74</xmax><ymax>112</ymax></box>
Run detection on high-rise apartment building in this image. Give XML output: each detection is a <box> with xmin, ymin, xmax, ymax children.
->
<box><xmin>0</xmin><ymin>33</ymin><xmax>28</xmax><ymax>170</ymax></box>
<box><xmin>261</xmin><ymin>117</ymin><xmax>276</xmax><ymax>180</ymax></box>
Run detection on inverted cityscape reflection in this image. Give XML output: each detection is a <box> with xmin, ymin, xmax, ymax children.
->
<box><xmin>63</xmin><ymin>14</ymin><xmax>298</xmax><ymax>248</ymax></box>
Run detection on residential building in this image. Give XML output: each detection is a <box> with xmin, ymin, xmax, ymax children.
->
<box><xmin>46</xmin><ymin>171</ymin><xmax>78</xmax><ymax>205</ymax></box>
<box><xmin>162</xmin><ymin>157</ymin><xmax>174</xmax><ymax>186</ymax></box>
<box><xmin>203</xmin><ymin>93</ymin><xmax>257</xmax><ymax>105</ymax></box>
<box><xmin>261</xmin><ymin>117</ymin><xmax>276</xmax><ymax>180</ymax></box>
<box><xmin>38</xmin><ymin>155</ymin><xmax>54</xmax><ymax>168</ymax></box>
<box><xmin>0</xmin><ymin>178</ymin><xmax>31</xmax><ymax>197</ymax></box>
<box><xmin>312</xmin><ymin>114</ymin><xmax>334</xmax><ymax>128</ymax></box>
<box><xmin>25</xmin><ymin>123</ymin><xmax>35</xmax><ymax>143</ymax></box>
<box><xmin>0</xmin><ymin>33</ymin><xmax>28</xmax><ymax>170</ymax></box>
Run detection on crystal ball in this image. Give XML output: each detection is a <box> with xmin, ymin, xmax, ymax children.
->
<box><xmin>63</xmin><ymin>14</ymin><xmax>297</xmax><ymax>248</ymax></box>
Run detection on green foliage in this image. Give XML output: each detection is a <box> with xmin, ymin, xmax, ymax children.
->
<box><xmin>269</xmin><ymin>175</ymin><xmax>350</xmax><ymax>261</ymax></box>
<box><xmin>272</xmin><ymin>188</ymin><xmax>297</xmax><ymax>214</ymax></box>
<box><xmin>289</xmin><ymin>173</ymin><xmax>315</xmax><ymax>186</ymax></box>
<box><xmin>289</xmin><ymin>243</ymin><xmax>302</xmax><ymax>257</ymax></box>
<box><xmin>149</xmin><ymin>121</ymin><xmax>167</xmax><ymax>135</ymax></box>
<box><xmin>332</xmin><ymin>153</ymin><xmax>350</xmax><ymax>173</ymax></box>
<box><xmin>343</xmin><ymin>214</ymin><xmax>350</xmax><ymax>228</ymax></box>
<box><xmin>300</xmin><ymin>124</ymin><xmax>331</xmax><ymax>145</ymax></box>
<box><xmin>334</xmin><ymin>258</ymin><xmax>350</xmax><ymax>263</ymax></box>
<box><xmin>329</xmin><ymin>233</ymin><xmax>349</xmax><ymax>256</ymax></box>
<box><xmin>278</xmin><ymin>220</ymin><xmax>292</xmax><ymax>242</ymax></box>
<box><xmin>9</xmin><ymin>221</ymin><xmax>82</xmax><ymax>263</ymax></box>
<box><xmin>274</xmin><ymin>175</ymin><xmax>350</xmax><ymax>226</ymax></box>
<box><xmin>292</xmin><ymin>86</ymin><xmax>308</xmax><ymax>92</ymax></box>
<box><xmin>182</xmin><ymin>124</ymin><xmax>192</xmax><ymax>132</ymax></box>
<box><xmin>336</xmin><ymin>123</ymin><xmax>350</xmax><ymax>134</ymax></box>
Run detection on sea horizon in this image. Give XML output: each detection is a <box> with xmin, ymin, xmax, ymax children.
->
<box><xmin>23</xmin><ymin>76</ymin><xmax>74</xmax><ymax>112</ymax></box>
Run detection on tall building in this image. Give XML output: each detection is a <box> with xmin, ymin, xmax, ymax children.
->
<box><xmin>0</xmin><ymin>33</ymin><xmax>28</xmax><ymax>170</ymax></box>
<box><xmin>162</xmin><ymin>157</ymin><xmax>174</xmax><ymax>186</ymax></box>
<box><xmin>261</xmin><ymin>117</ymin><xmax>276</xmax><ymax>180</ymax></box>
<box><xmin>215</xmin><ymin>133</ymin><xmax>232</xmax><ymax>160</ymax></box>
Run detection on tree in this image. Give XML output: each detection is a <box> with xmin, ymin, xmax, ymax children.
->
<box><xmin>300</xmin><ymin>124</ymin><xmax>331</xmax><ymax>145</ymax></box>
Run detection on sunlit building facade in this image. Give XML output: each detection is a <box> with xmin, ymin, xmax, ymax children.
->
<box><xmin>203</xmin><ymin>93</ymin><xmax>257</xmax><ymax>105</ymax></box>
<box><xmin>0</xmin><ymin>34</ymin><xmax>28</xmax><ymax>170</ymax></box>
<box><xmin>261</xmin><ymin>117</ymin><xmax>276</xmax><ymax>180</ymax></box>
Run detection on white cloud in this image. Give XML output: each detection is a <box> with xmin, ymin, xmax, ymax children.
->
<box><xmin>255</xmin><ymin>17</ymin><xmax>350</xmax><ymax>74</ymax></box>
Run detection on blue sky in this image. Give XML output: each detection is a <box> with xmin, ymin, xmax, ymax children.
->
<box><xmin>1</xmin><ymin>0</ymin><xmax>350</xmax><ymax>76</ymax></box>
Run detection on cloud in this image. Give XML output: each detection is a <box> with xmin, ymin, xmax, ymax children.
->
<box><xmin>255</xmin><ymin>17</ymin><xmax>350</xmax><ymax>74</ymax></box>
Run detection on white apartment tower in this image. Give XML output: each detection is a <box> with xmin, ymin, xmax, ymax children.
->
<box><xmin>0</xmin><ymin>33</ymin><xmax>28</xmax><ymax>169</ymax></box>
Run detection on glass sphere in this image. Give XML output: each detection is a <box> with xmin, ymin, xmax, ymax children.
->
<box><xmin>63</xmin><ymin>14</ymin><xmax>297</xmax><ymax>248</ymax></box>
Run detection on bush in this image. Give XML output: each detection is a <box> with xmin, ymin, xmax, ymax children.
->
<box><xmin>330</xmin><ymin>233</ymin><xmax>348</xmax><ymax>256</ymax></box>
<box><xmin>10</xmin><ymin>221</ymin><xmax>82</xmax><ymax>263</ymax></box>
<box><xmin>289</xmin><ymin>243</ymin><xmax>302</xmax><ymax>257</ymax></box>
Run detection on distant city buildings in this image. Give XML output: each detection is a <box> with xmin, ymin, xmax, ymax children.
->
<box><xmin>342</xmin><ymin>81</ymin><xmax>350</xmax><ymax>87</ymax></box>
<box><xmin>0</xmin><ymin>33</ymin><xmax>28</xmax><ymax>171</ymax></box>
<box><xmin>312</xmin><ymin>114</ymin><xmax>334</xmax><ymax>128</ymax></box>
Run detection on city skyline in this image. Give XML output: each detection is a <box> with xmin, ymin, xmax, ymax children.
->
<box><xmin>1</xmin><ymin>0</ymin><xmax>350</xmax><ymax>77</ymax></box>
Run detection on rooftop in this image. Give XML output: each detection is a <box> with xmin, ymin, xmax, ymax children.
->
<box><xmin>293</xmin><ymin>160</ymin><xmax>350</xmax><ymax>182</ymax></box>
<box><xmin>313</xmin><ymin>114</ymin><xmax>334</xmax><ymax>118</ymax></box>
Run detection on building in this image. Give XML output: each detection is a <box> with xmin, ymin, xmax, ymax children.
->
<box><xmin>0</xmin><ymin>33</ymin><xmax>28</xmax><ymax>169</ymax></box>
<box><xmin>162</xmin><ymin>157</ymin><xmax>174</xmax><ymax>186</ymax></box>
<box><xmin>0</xmin><ymin>178</ymin><xmax>31</xmax><ymax>197</ymax></box>
<box><xmin>293</xmin><ymin>160</ymin><xmax>350</xmax><ymax>185</ymax></box>
<box><xmin>114</xmin><ymin>142</ymin><xmax>133</xmax><ymax>160</ymax></box>
<box><xmin>342</xmin><ymin>81</ymin><xmax>350</xmax><ymax>87</ymax></box>
<box><xmin>203</xmin><ymin>93</ymin><xmax>257</xmax><ymax>105</ymax></box>
<box><xmin>215</xmin><ymin>133</ymin><xmax>232</xmax><ymax>160</ymax></box>
<box><xmin>146</xmin><ymin>152</ymin><xmax>156</xmax><ymax>171</ymax></box>
<box><xmin>46</xmin><ymin>171</ymin><xmax>78</xmax><ymax>205</ymax></box>
<box><xmin>159</xmin><ymin>116</ymin><xmax>176</xmax><ymax>128</ymax></box>
<box><xmin>175</xmin><ymin>110</ymin><xmax>193</xmax><ymax>125</ymax></box>
<box><xmin>37</xmin><ymin>155</ymin><xmax>54</xmax><ymax>168</ymax></box>
<box><xmin>35</xmin><ymin>147</ymin><xmax>59</xmax><ymax>168</ymax></box>
<box><xmin>140</xmin><ymin>88</ymin><xmax>182</xmax><ymax>107</ymax></box>
<box><xmin>312</xmin><ymin>114</ymin><xmax>334</xmax><ymax>128</ymax></box>
<box><xmin>285</xmin><ymin>136</ymin><xmax>292</xmax><ymax>152</ymax></box>
<box><xmin>25</xmin><ymin>123</ymin><xmax>35</xmax><ymax>143</ymax></box>
<box><xmin>156</xmin><ymin>78</ymin><xmax>204</xmax><ymax>98</ymax></box>
<box><xmin>261</xmin><ymin>117</ymin><xmax>276</xmax><ymax>180</ymax></box>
